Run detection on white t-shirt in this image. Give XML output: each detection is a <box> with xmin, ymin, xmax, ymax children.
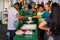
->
<box><xmin>8</xmin><ymin>7</ymin><xmax>19</xmax><ymax>30</ymax></box>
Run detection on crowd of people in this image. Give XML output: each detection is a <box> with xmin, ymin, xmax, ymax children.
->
<box><xmin>8</xmin><ymin>1</ymin><xmax>60</xmax><ymax>40</ymax></box>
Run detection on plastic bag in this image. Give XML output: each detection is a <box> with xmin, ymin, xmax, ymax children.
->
<box><xmin>48</xmin><ymin>36</ymin><xmax>54</xmax><ymax>40</ymax></box>
<box><xmin>14</xmin><ymin>21</ymin><xmax>19</xmax><ymax>29</ymax></box>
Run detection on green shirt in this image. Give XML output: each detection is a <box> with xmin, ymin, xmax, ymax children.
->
<box><xmin>37</xmin><ymin>11</ymin><xmax>45</xmax><ymax>23</ymax></box>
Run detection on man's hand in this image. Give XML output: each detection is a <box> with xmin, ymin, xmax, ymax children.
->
<box><xmin>19</xmin><ymin>20</ymin><xmax>23</xmax><ymax>24</ymax></box>
<box><xmin>16</xmin><ymin>14</ymin><xmax>22</xmax><ymax>19</ymax></box>
<box><xmin>21</xmin><ymin>16</ymin><xmax>28</xmax><ymax>20</ymax></box>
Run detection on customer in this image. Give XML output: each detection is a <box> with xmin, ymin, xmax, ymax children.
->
<box><xmin>32</xmin><ymin>8</ymin><xmax>37</xmax><ymax>15</ymax></box>
<box><xmin>8</xmin><ymin>2</ymin><xmax>24</xmax><ymax>40</ymax></box>
<box><xmin>32</xmin><ymin>8</ymin><xmax>38</xmax><ymax>24</ymax></box>
<box><xmin>39</xmin><ymin>3</ymin><xmax>60</xmax><ymax>40</ymax></box>
<box><xmin>25</xmin><ymin>4</ymin><xmax>33</xmax><ymax>17</ymax></box>
<box><xmin>44</xmin><ymin>3</ymin><xmax>51</xmax><ymax>13</ymax></box>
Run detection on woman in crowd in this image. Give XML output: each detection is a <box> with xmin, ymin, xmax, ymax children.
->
<box><xmin>44</xmin><ymin>3</ymin><xmax>51</xmax><ymax>13</ymax></box>
<box><xmin>39</xmin><ymin>3</ymin><xmax>60</xmax><ymax>40</ymax></box>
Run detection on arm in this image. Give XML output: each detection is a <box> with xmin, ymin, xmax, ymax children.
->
<box><xmin>16</xmin><ymin>14</ymin><xmax>22</xmax><ymax>19</ymax></box>
<box><xmin>42</xmin><ymin>11</ymin><xmax>50</xmax><ymax>18</ymax></box>
<box><xmin>38</xmin><ymin>21</ymin><xmax>50</xmax><ymax>31</ymax></box>
<box><xmin>33</xmin><ymin>16</ymin><xmax>42</xmax><ymax>18</ymax></box>
<box><xmin>16</xmin><ymin>14</ymin><xmax>27</xmax><ymax>20</ymax></box>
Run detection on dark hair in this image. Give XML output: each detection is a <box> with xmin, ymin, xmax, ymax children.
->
<box><xmin>38</xmin><ymin>4</ymin><xmax>44</xmax><ymax>9</ymax></box>
<box><xmin>14</xmin><ymin>2</ymin><xmax>20</xmax><ymax>6</ymax></box>
<box><xmin>41</xmin><ymin>2</ymin><xmax>44</xmax><ymax>5</ymax></box>
<box><xmin>50</xmin><ymin>3</ymin><xmax>60</xmax><ymax>35</ymax></box>
<box><xmin>48</xmin><ymin>1</ymin><xmax>52</xmax><ymax>5</ymax></box>
<box><xmin>45</xmin><ymin>3</ymin><xmax>50</xmax><ymax>7</ymax></box>
<box><xmin>34</xmin><ymin>8</ymin><xmax>37</xmax><ymax>10</ymax></box>
<box><xmin>28</xmin><ymin>4</ymin><xmax>32</xmax><ymax>9</ymax></box>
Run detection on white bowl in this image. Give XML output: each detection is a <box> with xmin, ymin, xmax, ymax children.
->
<box><xmin>15</xmin><ymin>30</ymin><xmax>24</xmax><ymax>35</ymax></box>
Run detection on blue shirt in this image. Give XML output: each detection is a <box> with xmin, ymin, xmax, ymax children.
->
<box><xmin>42</xmin><ymin>11</ymin><xmax>50</xmax><ymax>18</ymax></box>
